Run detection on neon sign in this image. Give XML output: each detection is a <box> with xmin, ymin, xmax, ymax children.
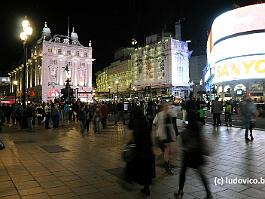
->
<box><xmin>214</xmin><ymin>55</ymin><xmax>265</xmax><ymax>83</ymax></box>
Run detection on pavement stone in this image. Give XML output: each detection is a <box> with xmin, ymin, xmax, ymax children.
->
<box><xmin>1</xmin><ymin>121</ymin><xmax>265</xmax><ymax>198</ymax></box>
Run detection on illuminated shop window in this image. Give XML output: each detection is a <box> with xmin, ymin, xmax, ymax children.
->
<box><xmin>234</xmin><ymin>84</ymin><xmax>246</xmax><ymax>92</ymax></box>
<box><xmin>224</xmin><ymin>85</ymin><xmax>231</xmax><ymax>93</ymax></box>
<box><xmin>218</xmin><ymin>86</ymin><xmax>223</xmax><ymax>93</ymax></box>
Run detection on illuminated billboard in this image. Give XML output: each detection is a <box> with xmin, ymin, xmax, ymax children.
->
<box><xmin>207</xmin><ymin>3</ymin><xmax>265</xmax><ymax>83</ymax></box>
<box><xmin>215</xmin><ymin>55</ymin><xmax>265</xmax><ymax>83</ymax></box>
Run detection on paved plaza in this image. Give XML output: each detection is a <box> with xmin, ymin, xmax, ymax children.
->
<box><xmin>1</xmin><ymin>121</ymin><xmax>265</xmax><ymax>199</ymax></box>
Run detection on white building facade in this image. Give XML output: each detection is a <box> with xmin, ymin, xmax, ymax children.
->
<box><xmin>131</xmin><ymin>37</ymin><xmax>190</xmax><ymax>98</ymax></box>
<box><xmin>10</xmin><ymin>22</ymin><xmax>94</xmax><ymax>103</ymax></box>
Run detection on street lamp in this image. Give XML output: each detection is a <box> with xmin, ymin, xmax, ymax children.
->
<box><xmin>75</xmin><ymin>86</ymin><xmax>79</xmax><ymax>100</ymax></box>
<box><xmin>108</xmin><ymin>85</ymin><xmax>111</xmax><ymax>99</ymax></box>
<box><xmin>13</xmin><ymin>80</ymin><xmax>18</xmax><ymax>104</ymax></box>
<box><xmin>115</xmin><ymin>80</ymin><xmax>119</xmax><ymax>100</ymax></box>
<box><xmin>20</xmin><ymin>16</ymin><xmax>33</xmax><ymax>107</ymax></box>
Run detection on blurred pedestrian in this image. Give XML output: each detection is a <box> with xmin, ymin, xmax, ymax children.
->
<box><xmin>224</xmin><ymin>101</ymin><xmax>232</xmax><ymax>127</ymax></box>
<box><xmin>153</xmin><ymin>103</ymin><xmax>176</xmax><ymax>175</ymax></box>
<box><xmin>174</xmin><ymin>113</ymin><xmax>212</xmax><ymax>199</ymax></box>
<box><xmin>197</xmin><ymin>104</ymin><xmax>205</xmax><ymax>125</ymax></box>
<box><xmin>78</xmin><ymin>106</ymin><xmax>87</xmax><ymax>135</ymax></box>
<box><xmin>211</xmin><ymin>97</ymin><xmax>222</xmax><ymax>126</ymax></box>
<box><xmin>125</xmin><ymin>105</ymin><xmax>155</xmax><ymax>196</ymax></box>
<box><xmin>93</xmin><ymin>107</ymin><xmax>102</xmax><ymax>133</ymax></box>
<box><xmin>85</xmin><ymin>106</ymin><xmax>91</xmax><ymax>133</ymax></box>
<box><xmin>239</xmin><ymin>96</ymin><xmax>258</xmax><ymax>141</ymax></box>
<box><xmin>100</xmin><ymin>102</ymin><xmax>108</xmax><ymax>129</ymax></box>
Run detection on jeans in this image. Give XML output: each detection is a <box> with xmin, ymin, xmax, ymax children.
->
<box><xmin>27</xmin><ymin>117</ymin><xmax>33</xmax><ymax>130</ymax></box>
<box><xmin>80</xmin><ymin>120</ymin><xmax>86</xmax><ymax>134</ymax></box>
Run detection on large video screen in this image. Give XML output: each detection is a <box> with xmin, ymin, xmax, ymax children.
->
<box><xmin>208</xmin><ymin>3</ymin><xmax>265</xmax><ymax>49</ymax></box>
<box><xmin>207</xmin><ymin>3</ymin><xmax>265</xmax><ymax>83</ymax></box>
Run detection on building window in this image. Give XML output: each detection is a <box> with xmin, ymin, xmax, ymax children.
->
<box><xmin>65</xmin><ymin>61</ymin><xmax>72</xmax><ymax>66</ymax></box>
<box><xmin>84</xmin><ymin>52</ymin><xmax>88</xmax><ymax>57</ymax></box>
<box><xmin>76</xmin><ymin>51</ymin><xmax>79</xmax><ymax>56</ymax></box>
<box><xmin>48</xmin><ymin>48</ymin><xmax>52</xmax><ymax>53</ymax></box>
<box><xmin>58</xmin><ymin>49</ymin><xmax>62</xmax><ymax>54</ymax></box>
<box><xmin>67</xmin><ymin>50</ymin><xmax>71</xmax><ymax>55</ymax></box>
<box><xmin>53</xmin><ymin>60</ymin><xmax>58</xmax><ymax>65</ymax></box>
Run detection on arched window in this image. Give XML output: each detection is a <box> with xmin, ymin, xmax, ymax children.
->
<box><xmin>250</xmin><ymin>83</ymin><xmax>263</xmax><ymax>91</ymax></box>
<box><xmin>234</xmin><ymin>84</ymin><xmax>246</xmax><ymax>91</ymax></box>
<box><xmin>224</xmin><ymin>85</ymin><xmax>231</xmax><ymax>93</ymax></box>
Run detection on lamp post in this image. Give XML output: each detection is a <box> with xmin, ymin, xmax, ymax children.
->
<box><xmin>115</xmin><ymin>80</ymin><xmax>119</xmax><ymax>100</ymax></box>
<box><xmin>75</xmin><ymin>86</ymin><xmax>79</xmax><ymax>100</ymax></box>
<box><xmin>13</xmin><ymin>80</ymin><xmax>18</xmax><ymax>104</ymax></box>
<box><xmin>20</xmin><ymin>16</ymin><xmax>33</xmax><ymax>107</ymax></box>
<box><xmin>108</xmin><ymin>85</ymin><xmax>111</xmax><ymax>100</ymax></box>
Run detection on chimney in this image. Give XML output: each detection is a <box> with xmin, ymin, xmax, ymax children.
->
<box><xmin>175</xmin><ymin>20</ymin><xmax>182</xmax><ymax>40</ymax></box>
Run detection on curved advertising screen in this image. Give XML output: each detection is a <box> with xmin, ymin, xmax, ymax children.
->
<box><xmin>207</xmin><ymin>3</ymin><xmax>265</xmax><ymax>83</ymax></box>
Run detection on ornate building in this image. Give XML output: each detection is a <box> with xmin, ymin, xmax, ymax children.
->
<box><xmin>9</xmin><ymin>22</ymin><xmax>94</xmax><ymax>103</ymax></box>
<box><xmin>131</xmin><ymin>36</ymin><xmax>190</xmax><ymax>98</ymax></box>
<box><xmin>96</xmin><ymin>23</ymin><xmax>190</xmax><ymax>99</ymax></box>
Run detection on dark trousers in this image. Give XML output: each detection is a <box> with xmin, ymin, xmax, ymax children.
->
<box><xmin>245</xmin><ymin>121</ymin><xmax>254</xmax><ymax>138</ymax></box>
<box><xmin>225</xmin><ymin>113</ymin><xmax>232</xmax><ymax>124</ymax></box>
<box><xmin>213</xmin><ymin>113</ymin><xmax>218</xmax><ymax>125</ymax></box>
<box><xmin>172</xmin><ymin>117</ymin><xmax>179</xmax><ymax>135</ymax></box>
<box><xmin>45</xmin><ymin>113</ymin><xmax>50</xmax><ymax>128</ymax></box>
<box><xmin>102</xmin><ymin>117</ymin><xmax>107</xmax><ymax>128</ymax></box>
<box><xmin>86</xmin><ymin>119</ymin><xmax>90</xmax><ymax>132</ymax></box>
<box><xmin>6</xmin><ymin>115</ymin><xmax>11</xmax><ymax>124</ymax></box>
<box><xmin>179</xmin><ymin>163</ymin><xmax>210</xmax><ymax>196</ymax></box>
<box><xmin>213</xmin><ymin>113</ymin><xmax>221</xmax><ymax>125</ymax></box>
<box><xmin>198</xmin><ymin>117</ymin><xmax>205</xmax><ymax>125</ymax></box>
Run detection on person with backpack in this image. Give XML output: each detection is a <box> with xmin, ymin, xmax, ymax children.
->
<box><xmin>224</xmin><ymin>101</ymin><xmax>232</xmax><ymax>127</ymax></box>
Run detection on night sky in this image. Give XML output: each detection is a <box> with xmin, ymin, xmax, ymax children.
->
<box><xmin>0</xmin><ymin>0</ymin><xmax>260</xmax><ymax>76</ymax></box>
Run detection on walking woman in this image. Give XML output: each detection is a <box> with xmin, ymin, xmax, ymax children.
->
<box><xmin>125</xmin><ymin>105</ymin><xmax>155</xmax><ymax>196</ymax></box>
<box><xmin>153</xmin><ymin>103</ymin><xmax>176</xmax><ymax>175</ymax></box>
<box><xmin>174</xmin><ymin>112</ymin><xmax>212</xmax><ymax>199</ymax></box>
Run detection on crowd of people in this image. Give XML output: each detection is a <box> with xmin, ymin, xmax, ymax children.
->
<box><xmin>0</xmin><ymin>93</ymin><xmax>260</xmax><ymax>198</ymax></box>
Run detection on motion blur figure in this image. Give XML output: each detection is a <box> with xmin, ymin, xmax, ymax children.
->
<box><xmin>239</xmin><ymin>96</ymin><xmax>258</xmax><ymax>141</ymax></box>
<box><xmin>174</xmin><ymin>113</ymin><xmax>212</xmax><ymax>199</ymax></box>
<box><xmin>153</xmin><ymin>103</ymin><xmax>176</xmax><ymax>175</ymax></box>
<box><xmin>125</xmin><ymin>105</ymin><xmax>155</xmax><ymax>196</ymax></box>
<box><xmin>224</xmin><ymin>101</ymin><xmax>232</xmax><ymax>127</ymax></box>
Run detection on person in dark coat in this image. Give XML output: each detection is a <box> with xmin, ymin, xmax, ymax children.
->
<box><xmin>174</xmin><ymin>112</ymin><xmax>212</xmax><ymax>199</ymax></box>
<box><xmin>125</xmin><ymin>105</ymin><xmax>155</xmax><ymax>196</ymax></box>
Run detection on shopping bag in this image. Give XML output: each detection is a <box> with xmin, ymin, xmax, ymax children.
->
<box><xmin>122</xmin><ymin>143</ymin><xmax>136</xmax><ymax>162</ymax></box>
